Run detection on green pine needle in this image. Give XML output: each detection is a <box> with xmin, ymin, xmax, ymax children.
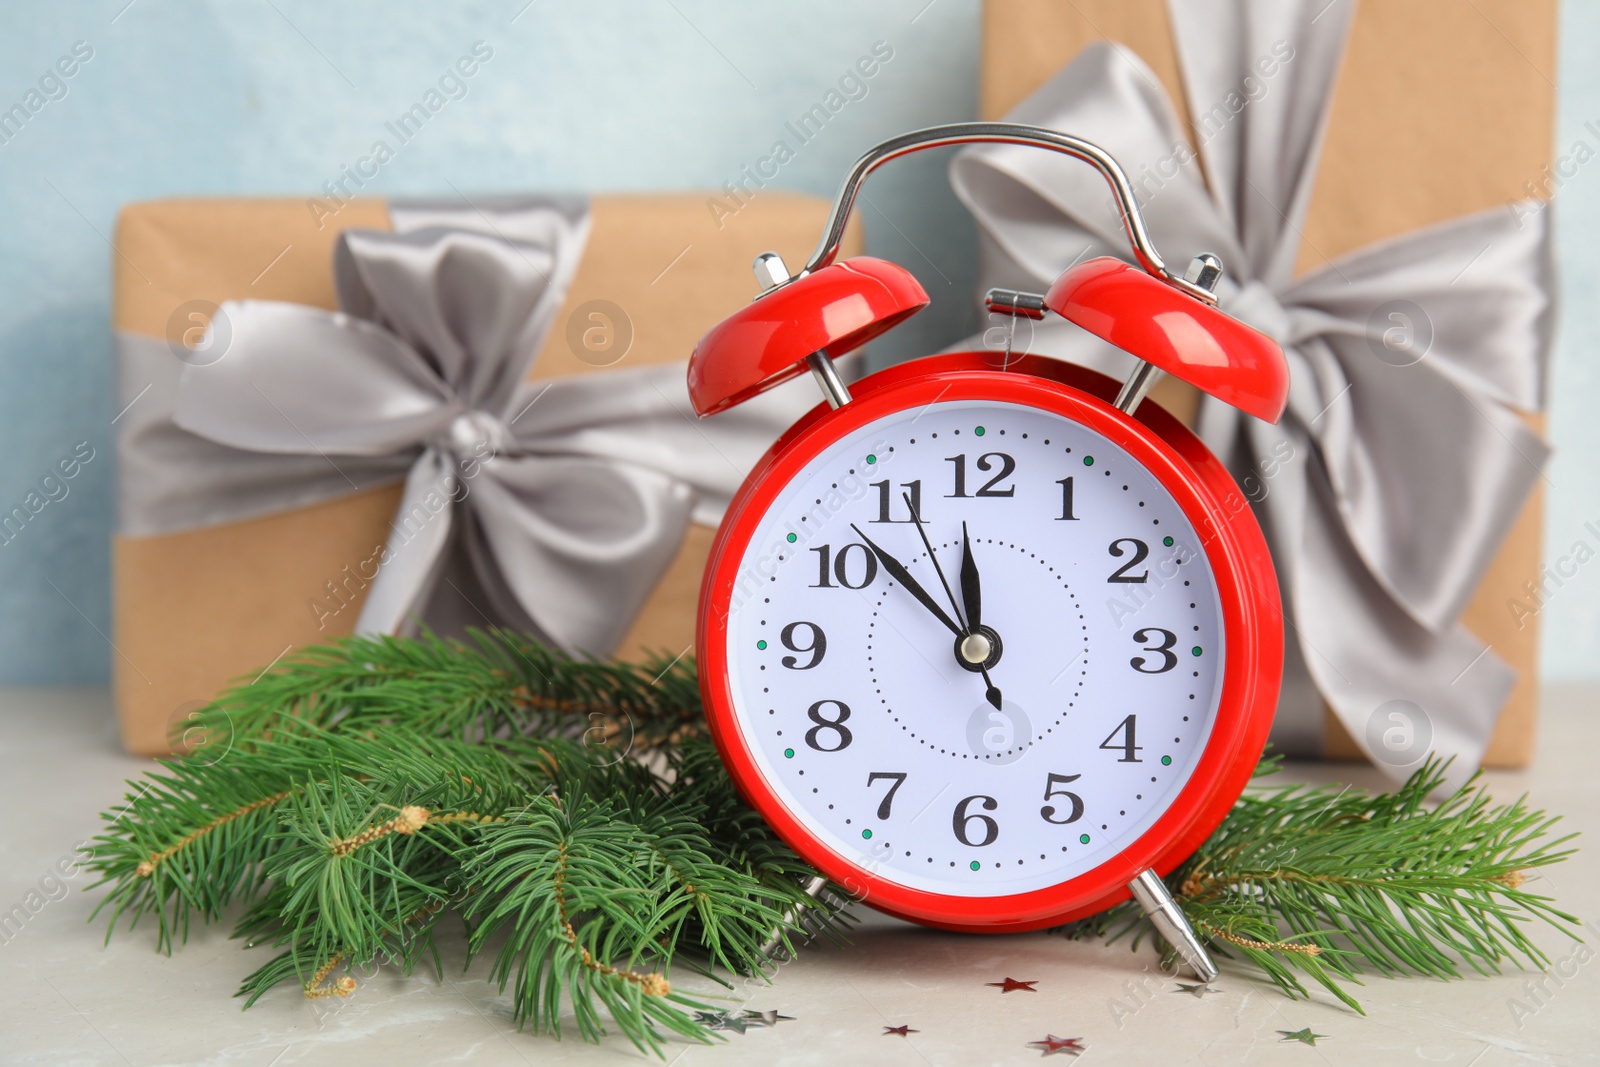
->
<box><xmin>1056</xmin><ymin>759</ymin><xmax>1580</xmax><ymax>1012</ymax></box>
<box><xmin>85</xmin><ymin>628</ymin><xmax>1579</xmax><ymax>1051</ymax></box>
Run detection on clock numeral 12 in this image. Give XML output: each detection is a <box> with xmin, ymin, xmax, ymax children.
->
<box><xmin>866</xmin><ymin>771</ymin><xmax>907</xmax><ymax>819</ymax></box>
<box><xmin>1098</xmin><ymin>715</ymin><xmax>1143</xmax><ymax>762</ymax></box>
<box><xmin>809</xmin><ymin>544</ymin><xmax>878</xmax><ymax>589</ymax></box>
<box><xmin>945</xmin><ymin>452</ymin><xmax>1017</xmax><ymax>498</ymax></box>
<box><xmin>870</xmin><ymin>479</ymin><xmax>922</xmax><ymax>523</ymax></box>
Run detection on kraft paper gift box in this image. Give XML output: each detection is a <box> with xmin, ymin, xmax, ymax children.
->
<box><xmin>111</xmin><ymin>193</ymin><xmax>859</xmax><ymax>756</ymax></box>
<box><xmin>971</xmin><ymin>0</ymin><xmax>1554</xmax><ymax>767</ymax></box>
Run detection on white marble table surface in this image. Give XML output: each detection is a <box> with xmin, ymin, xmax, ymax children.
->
<box><xmin>2</xmin><ymin>686</ymin><xmax>1596</xmax><ymax>1066</ymax></box>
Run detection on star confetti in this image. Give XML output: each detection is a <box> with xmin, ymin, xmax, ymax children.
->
<box><xmin>694</xmin><ymin>1011</ymin><xmax>750</xmax><ymax>1034</ymax></box>
<box><xmin>1277</xmin><ymin>1027</ymin><xmax>1328</xmax><ymax>1046</ymax></box>
<box><xmin>986</xmin><ymin>976</ymin><xmax>1039</xmax><ymax>993</ymax></box>
<box><xmin>1174</xmin><ymin>982</ymin><xmax>1222</xmax><ymax>999</ymax></box>
<box><xmin>692</xmin><ymin>1010</ymin><xmax>792</xmax><ymax>1034</ymax></box>
<box><xmin>1026</xmin><ymin>1034</ymin><xmax>1086</xmax><ymax>1057</ymax></box>
<box><xmin>882</xmin><ymin>1024</ymin><xmax>919</xmax><ymax>1036</ymax></box>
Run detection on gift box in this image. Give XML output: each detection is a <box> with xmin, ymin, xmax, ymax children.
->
<box><xmin>111</xmin><ymin>192</ymin><xmax>858</xmax><ymax>755</ymax></box>
<box><xmin>961</xmin><ymin>0</ymin><xmax>1554</xmax><ymax>769</ymax></box>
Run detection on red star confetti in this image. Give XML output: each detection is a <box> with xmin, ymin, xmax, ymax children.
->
<box><xmin>986</xmin><ymin>977</ymin><xmax>1039</xmax><ymax>993</ymax></box>
<box><xmin>882</xmin><ymin>1024</ymin><xmax>918</xmax><ymax>1036</ymax></box>
<box><xmin>1026</xmin><ymin>1034</ymin><xmax>1086</xmax><ymax>1057</ymax></box>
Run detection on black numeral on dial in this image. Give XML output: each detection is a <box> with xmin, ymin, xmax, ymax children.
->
<box><xmin>1055</xmin><ymin>476</ymin><xmax>1078</xmax><ymax>520</ymax></box>
<box><xmin>1098</xmin><ymin>715</ymin><xmax>1143</xmax><ymax>762</ymax></box>
<box><xmin>1040</xmin><ymin>772</ymin><xmax>1085</xmax><ymax>824</ymax></box>
<box><xmin>1107</xmin><ymin>537</ymin><xmax>1150</xmax><ymax>583</ymax></box>
<box><xmin>871</xmin><ymin>479</ymin><xmax>923</xmax><ymax>523</ymax></box>
<box><xmin>809</xmin><ymin>544</ymin><xmax>878</xmax><ymax>589</ymax></box>
<box><xmin>779</xmin><ymin>621</ymin><xmax>826</xmax><ymax>670</ymax></box>
<box><xmin>946</xmin><ymin>452</ymin><xmax>1016</xmax><ymax>498</ymax></box>
<box><xmin>1130</xmin><ymin>628</ymin><xmax>1178</xmax><ymax>673</ymax></box>
<box><xmin>866</xmin><ymin>771</ymin><xmax>907</xmax><ymax>819</ymax></box>
<box><xmin>804</xmin><ymin>699</ymin><xmax>853</xmax><ymax>752</ymax></box>
<box><xmin>952</xmin><ymin>794</ymin><xmax>1000</xmax><ymax>847</ymax></box>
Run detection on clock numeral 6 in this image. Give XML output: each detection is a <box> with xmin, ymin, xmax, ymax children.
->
<box><xmin>946</xmin><ymin>452</ymin><xmax>1017</xmax><ymax>498</ymax></box>
<box><xmin>1107</xmin><ymin>537</ymin><xmax>1150</xmax><ymax>583</ymax></box>
<box><xmin>804</xmin><ymin>699</ymin><xmax>853</xmax><ymax>752</ymax></box>
<box><xmin>809</xmin><ymin>543</ymin><xmax>878</xmax><ymax>589</ymax></box>
<box><xmin>780</xmin><ymin>621</ymin><xmax>827</xmax><ymax>670</ymax></box>
<box><xmin>1130</xmin><ymin>628</ymin><xmax>1177</xmax><ymax>674</ymax></box>
<box><xmin>1040</xmin><ymin>772</ymin><xmax>1085</xmax><ymax>825</ymax></box>
<box><xmin>866</xmin><ymin>771</ymin><xmax>907</xmax><ymax>819</ymax></box>
<box><xmin>952</xmin><ymin>794</ymin><xmax>999</xmax><ymax>847</ymax></box>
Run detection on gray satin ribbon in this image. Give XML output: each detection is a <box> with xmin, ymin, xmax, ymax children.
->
<box><xmin>115</xmin><ymin>196</ymin><xmax>821</xmax><ymax>656</ymax></box>
<box><xmin>950</xmin><ymin>0</ymin><xmax>1553</xmax><ymax>779</ymax></box>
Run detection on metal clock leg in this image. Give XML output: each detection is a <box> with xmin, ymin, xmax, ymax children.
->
<box><xmin>759</xmin><ymin>874</ymin><xmax>830</xmax><ymax>961</ymax></box>
<box><xmin>1128</xmin><ymin>868</ymin><xmax>1218</xmax><ymax>983</ymax></box>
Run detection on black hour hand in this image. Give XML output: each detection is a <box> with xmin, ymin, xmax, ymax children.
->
<box><xmin>850</xmin><ymin>523</ymin><xmax>962</xmax><ymax>636</ymax></box>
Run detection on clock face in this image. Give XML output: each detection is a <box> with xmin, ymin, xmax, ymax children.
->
<box><xmin>718</xmin><ymin>398</ymin><xmax>1226</xmax><ymax>899</ymax></box>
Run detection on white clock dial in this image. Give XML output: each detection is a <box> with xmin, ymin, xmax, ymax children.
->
<box><xmin>724</xmin><ymin>399</ymin><xmax>1225</xmax><ymax>897</ymax></box>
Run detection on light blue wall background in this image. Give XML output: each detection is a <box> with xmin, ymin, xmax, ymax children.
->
<box><xmin>0</xmin><ymin>0</ymin><xmax>1593</xmax><ymax>684</ymax></box>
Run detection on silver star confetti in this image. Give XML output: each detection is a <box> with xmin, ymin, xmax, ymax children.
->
<box><xmin>1174</xmin><ymin>982</ymin><xmax>1222</xmax><ymax>999</ymax></box>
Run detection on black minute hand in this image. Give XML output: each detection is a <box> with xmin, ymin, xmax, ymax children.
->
<box><xmin>959</xmin><ymin>520</ymin><xmax>982</xmax><ymax>632</ymax></box>
<box><xmin>903</xmin><ymin>496</ymin><xmax>1003</xmax><ymax>711</ymax></box>
<box><xmin>849</xmin><ymin>523</ymin><xmax>963</xmax><ymax>636</ymax></box>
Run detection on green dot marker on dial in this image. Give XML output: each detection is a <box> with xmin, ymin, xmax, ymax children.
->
<box><xmin>757</xmin><ymin>640</ymin><xmax>767</xmax><ymax>650</ymax></box>
<box><xmin>1079</xmin><ymin>833</ymin><xmax>1091</xmax><ymax>844</ymax></box>
<box><xmin>1163</xmin><ymin>536</ymin><xmax>1174</xmax><ymax>547</ymax></box>
<box><xmin>866</xmin><ymin>454</ymin><xmax>877</xmax><ymax>464</ymax></box>
<box><xmin>861</xmin><ymin>829</ymin><xmax>872</xmax><ymax>839</ymax></box>
<box><xmin>1192</xmin><ymin>646</ymin><xmax>1203</xmax><ymax>657</ymax></box>
<box><xmin>787</xmin><ymin>532</ymin><xmax>797</xmax><ymax>543</ymax></box>
<box><xmin>1162</xmin><ymin>755</ymin><xmax>1173</xmax><ymax>766</ymax></box>
<box><xmin>974</xmin><ymin>425</ymin><xmax>985</xmax><ymax>436</ymax></box>
<box><xmin>969</xmin><ymin>860</ymin><xmax>980</xmax><ymax>871</ymax></box>
<box><xmin>783</xmin><ymin>748</ymin><xmax>794</xmax><ymax>759</ymax></box>
<box><xmin>1083</xmin><ymin>455</ymin><xmax>1095</xmax><ymax>466</ymax></box>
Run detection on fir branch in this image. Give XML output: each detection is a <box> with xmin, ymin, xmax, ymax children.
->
<box><xmin>1060</xmin><ymin>759</ymin><xmax>1579</xmax><ymax>1012</ymax></box>
<box><xmin>87</xmin><ymin>736</ymin><xmax>308</xmax><ymax>953</ymax></box>
<box><xmin>87</xmin><ymin>631</ymin><xmax>1580</xmax><ymax>1052</ymax></box>
<box><xmin>186</xmin><ymin>628</ymin><xmax>702</xmax><ymax>754</ymax></box>
<box><xmin>463</xmin><ymin>794</ymin><xmax>707</xmax><ymax>1054</ymax></box>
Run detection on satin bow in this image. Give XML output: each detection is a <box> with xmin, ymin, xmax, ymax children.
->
<box><xmin>118</xmin><ymin>197</ymin><xmax>813</xmax><ymax>656</ymax></box>
<box><xmin>951</xmin><ymin>1</ymin><xmax>1553</xmax><ymax>778</ymax></box>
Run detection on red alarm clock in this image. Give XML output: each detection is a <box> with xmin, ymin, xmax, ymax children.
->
<box><xmin>688</xmin><ymin>124</ymin><xmax>1287</xmax><ymax>981</ymax></box>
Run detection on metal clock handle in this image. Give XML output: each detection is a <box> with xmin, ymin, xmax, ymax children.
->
<box><xmin>798</xmin><ymin>122</ymin><xmax>1218</xmax><ymax>306</ymax></box>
